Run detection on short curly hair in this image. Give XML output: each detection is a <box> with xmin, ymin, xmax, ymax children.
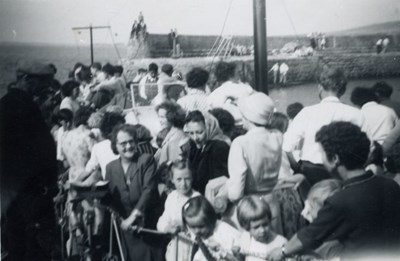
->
<box><xmin>214</xmin><ymin>61</ymin><xmax>236</xmax><ymax>83</ymax></box>
<box><xmin>100</xmin><ymin>112</ymin><xmax>125</xmax><ymax>139</ymax></box>
<box><xmin>269</xmin><ymin>112</ymin><xmax>289</xmax><ymax>133</ymax></box>
<box><xmin>102</xmin><ymin>63</ymin><xmax>115</xmax><ymax>76</ymax></box>
<box><xmin>286</xmin><ymin>102</ymin><xmax>303</xmax><ymax>120</ymax></box>
<box><xmin>110</xmin><ymin>124</ymin><xmax>138</xmax><ymax>155</ymax></box>
<box><xmin>371</xmin><ymin>81</ymin><xmax>393</xmax><ymax>99</ymax></box>
<box><xmin>209</xmin><ymin>108</ymin><xmax>234</xmax><ymax>136</ymax></box>
<box><xmin>318</xmin><ymin>66</ymin><xmax>347</xmax><ymax>98</ymax></box>
<box><xmin>74</xmin><ymin>106</ymin><xmax>95</xmax><ymax>127</ymax></box>
<box><xmin>61</xmin><ymin>80</ymin><xmax>80</xmax><ymax>97</ymax></box>
<box><xmin>186</xmin><ymin>67</ymin><xmax>209</xmax><ymax>89</ymax></box>
<box><xmin>156</xmin><ymin>101</ymin><xmax>186</xmax><ymax>129</ymax></box>
<box><xmin>315</xmin><ymin>121</ymin><xmax>370</xmax><ymax>170</ymax></box>
<box><xmin>148</xmin><ymin>63</ymin><xmax>158</xmax><ymax>73</ymax></box>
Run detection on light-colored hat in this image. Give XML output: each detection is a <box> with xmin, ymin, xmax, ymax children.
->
<box><xmin>238</xmin><ymin>92</ymin><xmax>275</xmax><ymax>125</ymax></box>
<box><xmin>17</xmin><ymin>60</ymin><xmax>53</xmax><ymax>76</ymax></box>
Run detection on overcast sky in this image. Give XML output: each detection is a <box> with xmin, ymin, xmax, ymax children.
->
<box><xmin>0</xmin><ymin>0</ymin><xmax>399</xmax><ymax>45</ymax></box>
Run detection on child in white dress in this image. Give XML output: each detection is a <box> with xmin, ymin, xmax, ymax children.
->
<box><xmin>182</xmin><ymin>196</ymin><xmax>240</xmax><ymax>261</ymax></box>
<box><xmin>157</xmin><ymin>160</ymin><xmax>201</xmax><ymax>261</ymax></box>
<box><xmin>235</xmin><ymin>196</ymin><xmax>287</xmax><ymax>261</ymax></box>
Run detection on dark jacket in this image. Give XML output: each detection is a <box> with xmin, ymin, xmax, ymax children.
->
<box><xmin>0</xmin><ymin>89</ymin><xmax>57</xmax><ymax>212</ymax></box>
<box><xmin>297</xmin><ymin>171</ymin><xmax>400</xmax><ymax>259</ymax></box>
<box><xmin>0</xmin><ymin>88</ymin><xmax>58</xmax><ymax>260</ymax></box>
<box><xmin>188</xmin><ymin>140</ymin><xmax>229</xmax><ymax>194</ymax></box>
<box><xmin>105</xmin><ymin>154</ymin><xmax>160</xmax><ymax>226</ymax></box>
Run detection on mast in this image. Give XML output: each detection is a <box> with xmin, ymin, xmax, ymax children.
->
<box><xmin>72</xmin><ymin>25</ymin><xmax>111</xmax><ymax>65</ymax></box>
<box><xmin>253</xmin><ymin>0</ymin><xmax>268</xmax><ymax>94</ymax></box>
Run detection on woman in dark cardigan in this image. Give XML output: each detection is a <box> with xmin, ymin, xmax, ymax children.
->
<box><xmin>105</xmin><ymin>124</ymin><xmax>162</xmax><ymax>261</ymax></box>
<box><xmin>183</xmin><ymin>110</ymin><xmax>230</xmax><ymax>194</ymax></box>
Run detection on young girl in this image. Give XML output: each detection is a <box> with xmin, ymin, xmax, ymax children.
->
<box><xmin>157</xmin><ymin>160</ymin><xmax>201</xmax><ymax>233</ymax></box>
<box><xmin>157</xmin><ymin>160</ymin><xmax>201</xmax><ymax>261</ymax></box>
<box><xmin>182</xmin><ymin>196</ymin><xmax>240</xmax><ymax>261</ymax></box>
<box><xmin>300</xmin><ymin>179</ymin><xmax>343</xmax><ymax>260</ymax></box>
<box><xmin>236</xmin><ymin>196</ymin><xmax>287</xmax><ymax>261</ymax></box>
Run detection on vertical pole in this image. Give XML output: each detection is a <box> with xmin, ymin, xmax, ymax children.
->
<box><xmin>173</xmin><ymin>37</ymin><xmax>176</xmax><ymax>57</ymax></box>
<box><xmin>90</xmin><ymin>24</ymin><xmax>94</xmax><ymax>65</ymax></box>
<box><xmin>253</xmin><ymin>0</ymin><xmax>268</xmax><ymax>94</ymax></box>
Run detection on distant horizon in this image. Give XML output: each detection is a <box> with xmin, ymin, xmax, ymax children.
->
<box><xmin>1</xmin><ymin>19</ymin><xmax>398</xmax><ymax>47</ymax></box>
<box><xmin>1</xmin><ymin>0</ymin><xmax>399</xmax><ymax>45</ymax></box>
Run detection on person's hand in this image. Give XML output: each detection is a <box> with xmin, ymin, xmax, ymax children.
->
<box><xmin>120</xmin><ymin>212</ymin><xmax>139</xmax><ymax>231</ymax></box>
<box><xmin>168</xmin><ymin>223</ymin><xmax>181</xmax><ymax>234</ymax></box>
<box><xmin>268</xmin><ymin>247</ymin><xmax>284</xmax><ymax>261</ymax></box>
<box><xmin>231</xmin><ymin>246</ymin><xmax>244</xmax><ymax>261</ymax></box>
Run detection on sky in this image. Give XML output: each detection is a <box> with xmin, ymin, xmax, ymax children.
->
<box><xmin>0</xmin><ymin>0</ymin><xmax>399</xmax><ymax>45</ymax></box>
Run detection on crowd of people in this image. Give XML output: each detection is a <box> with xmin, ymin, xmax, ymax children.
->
<box><xmin>2</xmin><ymin>59</ymin><xmax>400</xmax><ymax>261</ymax></box>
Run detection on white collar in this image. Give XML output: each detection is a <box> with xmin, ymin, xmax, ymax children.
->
<box><xmin>361</xmin><ymin>101</ymin><xmax>378</xmax><ymax>109</ymax></box>
<box><xmin>320</xmin><ymin>96</ymin><xmax>341</xmax><ymax>103</ymax></box>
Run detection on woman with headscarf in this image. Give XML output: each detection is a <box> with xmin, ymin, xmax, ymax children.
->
<box><xmin>183</xmin><ymin>110</ymin><xmax>229</xmax><ymax>194</ymax></box>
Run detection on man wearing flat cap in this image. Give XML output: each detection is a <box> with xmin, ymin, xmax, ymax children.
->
<box><xmin>0</xmin><ymin>60</ymin><xmax>58</xmax><ymax>260</ymax></box>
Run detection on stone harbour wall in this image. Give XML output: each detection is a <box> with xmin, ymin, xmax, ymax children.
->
<box><xmin>123</xmin><ymin>53</ymin><xmax>400</xmax><ymax>90</ymax></box>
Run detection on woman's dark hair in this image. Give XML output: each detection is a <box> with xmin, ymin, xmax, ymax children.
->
<box><xmin>286</xmin><ymin>102</ymin><xmax>304</xmax><ymax>120</ymax></box>
<box><xmin>156</xmin><ymin>127</ymin><xmax>171</xmax><ymax>148</ymax></box>
<box><xmin>102</xmin><ymin>63</ymin><xmax>115</xmax><ymax>76</ymax></box>
<box><xmin>214</xmin><ymin>61</ymin><xmax>236</xmax><ymax>83</ymax></box>
<box><xmin>270</xmin><ymin>112</ymin><xmax>289</xmax><ymax>133</ymax></box>
<box><xmin>182</xmin><ymin>196</ymin><xmax>217</xmax><ymax>230</ymax></box>
<box><xmin>134</xmin><ymin>124</ymin><xmax>153</xmax><ymax>142</ymax></box>
<box><xmin>61</xmin><ymin>80</ymin><xmax>80</xmax><ymax>97</ymax></box>
<box><xmin>48</xmin><ymin>63</ymin><xmax>57</xmax><ymax>74</ymax></box>
<box><xmin>161</xmin><ymin>64</ymin><xmax>174</xmax><ymax>76</ymax></box>
<box><xmin>114</xmin><ymin>65</ymin><xmax>124</xmax><ymax>75</ymax></box>
<box><xmin>318</xmin><ymin>66</ymin><xmax>347</xmax><ymax>98</ymax></box>
<box><xmin>75</xmin><ymin>65</ymin><xmax>92</xmax><ymax>83</ymax></box>
<box><xmin>99</xmin><ymin>112</ymin><xmax>125</xmax><ymax>139</ymax></box>
<box><xmin>156</xmin><ymin>101</ymin><xmax>186</xmax><ymax>129</ymax></box>
<box><xmin>186</xmin><ymin>67</ymin><xmax>209</xmax><ymax>89</ymax></box>
<box><xmin>148</xmin><ymin>63</ymin><xmax>159</xmax><ymax>73</ymax></box>
<box><xmin>350</xmin><ymin>87</ymin><xmax>378</xmax><ymax>107</ymax></box>
<box><xmin>110</xmin><ymin>124</ymin><xmax>138</xmax><ymax>155</ymax></box>
<box><xmin>57</xmin><ymin>108</ymin><xmax>73</xmax><ymax>124</ymax></box>
<box><xmin>371</xmin><ymin>81</ymin><xmax>393</xmax><ymax>99</ymax></box>
<box><xmin>185</xmin><ymin>110</ymin><xmax>206</xmax><ymax>125</ymax></box>
<box><xmin>315</xmin><ymin>121</ymin><xmax>370</xmax><ymax>170</ymax></box>
<box><xmin>73</xmin><ymin>106</ymin><xmax>94</xmax><ymax>127</ymax></box>
<box><xmin>209</xmin><ymin>108</ymin><xmax>234</xmax><ymax>136</ymax></box>
<box><xmin>91</xmin><ymin>62</ymin><xmax>102</xmax><ymax>71</ymax></box>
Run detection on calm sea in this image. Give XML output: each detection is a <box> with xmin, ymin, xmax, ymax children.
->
<box><xmin>0</xmin><ymin>42</ymin><xmax>127</xmax><ymax>97</ymax></box>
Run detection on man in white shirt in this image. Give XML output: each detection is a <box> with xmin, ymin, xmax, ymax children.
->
<box><xmin>139</xmin><ymin>63</ymin><xmax>159</xmax><ymax>101</ymax></box>
<box><xmin>269</xmin><ymin>62</ymin><xmax>279</xmax><ymax>84</ymax></box>
<box><xmin>177</xmin><ymin>67</ymin><xmax>210</xmax><ymax>113</ymax></box>
<box><xmin>279</xmin><ymin>62</ymin><xmax>289</xmax><ymax>85</ymax></box>
<box><xmin>283</xmin><ymin>66</ymin><xmax>370</xmax><ymax>185</ymax></box>
<box><xmin>208</xmin><ymin>61</ymin><xmax>254</xmax><ymax>127</ymax></box>
<box><xmin>351</xmin><ymin>87</ymin><xmax>397</xmax><ymax>144</ymax></box>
